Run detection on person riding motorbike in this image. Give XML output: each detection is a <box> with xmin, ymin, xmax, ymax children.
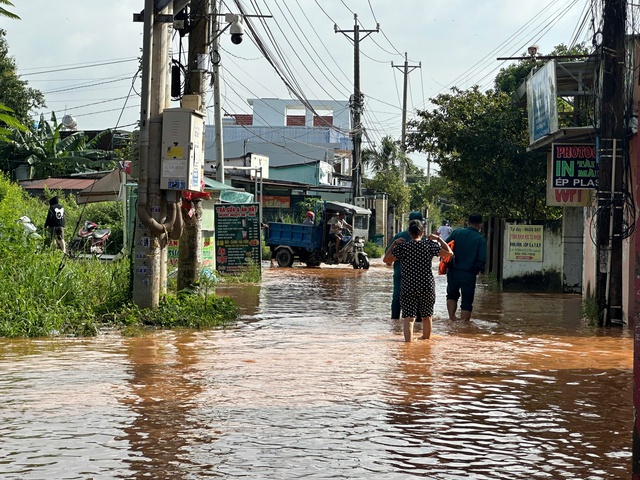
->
<box><xmin>327</xmin><ymin>210</ymin><xmax>352</xmax><ymax>259</ymax></box>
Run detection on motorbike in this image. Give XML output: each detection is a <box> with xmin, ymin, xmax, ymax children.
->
<box><xmin>69</xmin><ymin>220</ymin><xmax>111</xmax><ymax>256</ymax></box>
<box><xmin>328</xmin><ymin>230</ymin><xmax>370</xmax><ymax>269</ymax></box>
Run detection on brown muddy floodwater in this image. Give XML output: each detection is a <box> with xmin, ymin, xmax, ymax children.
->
<box><xmin>0</xmin><ymin>259</ymin><xmax>633</xmax><ymax>479</ymax></box>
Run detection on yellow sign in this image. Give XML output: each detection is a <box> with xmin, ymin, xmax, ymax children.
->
<box><xmin>508</xmin><ymin>225</ymin><xmax>543</xmax><ymax>262</ymax></box>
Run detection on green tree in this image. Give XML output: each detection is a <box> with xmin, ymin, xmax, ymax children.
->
<box><xmin>494</xmin><ymin>43</ymin><xmax>590</xmax><ymax>95</ymax></box>
<box><xmin>363</xmin><ymin>168</ymin><xmax>410</xmax><ymax>215</ymax></box>
<box><xmin>0</xmin><ymin>103</ymin><xmax>27</xmax><ymax>141</ymax></box>
<box><xmin>0</xmin><ymin>0</ymin><xmax>19</xmax><ymax>19</ymax></box>
<box><xmin>0</xmin><ymin>29</ymin><xmax>45</xmax><ymax>126</ymax></box>
<box><xmin>1</xmin><ymin>112</ymin><xmax>116</xmax><ymax>178</ymax></box>
<box><xmin>407</xmin><ymin>86</ymin><xmax>556</xmax><ymax>221</ymax></box>
<box><xmin>408</xmin><ymin>175</ymin><xmax>465</xmax><ymax>226</ymax></box>
<box><xmin>362</xmin><ymin>135</ymin><xmax>411</xmax><ymax>175</ymax></box>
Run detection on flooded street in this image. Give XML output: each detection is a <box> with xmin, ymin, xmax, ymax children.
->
<box><xmin>0</xmin><ymin>259</ymin><xmax>633</xmax><ymax>479</ymax></box>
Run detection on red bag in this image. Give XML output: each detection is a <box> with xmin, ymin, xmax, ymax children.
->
<box><xmin>438</xmin><ymin>240</ymin><xmax>455</xmax><ymax>275</ymax></box>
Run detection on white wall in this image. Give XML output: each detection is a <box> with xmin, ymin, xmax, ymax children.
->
<box><xmin>502</xmin><ymin>222</ymin><xmax>564</xmax><ymax>291</ymax></box>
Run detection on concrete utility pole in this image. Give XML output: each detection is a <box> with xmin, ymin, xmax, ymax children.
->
<box><xmin>392</xmin><ymin>52</ymin><xmax>420</xmax><ymax>231</ymax></box>
<box><xmin>335</xmin><ymin>14</ymin><xmax>378</xmax><ymax>202</ymax></box>
<box><xmin>133</xmin><ymin>0</ymin><xmax>180</xmax><ymax>308</ymax></box>
<box><xmin>212</xmin><ymin>0</ymin><xmax>225</xmax><ymax>184</ymax></box>
<box><xmin>177</xmin><ymin>0</ymin><xmax>210</xmax><ymax>292</ymax></box>
<box><xmin>596</xmin><ymin>0</ymin><xmax>626</xmax><ymax>327</ymax></box>
<box><xmin>392</xmin><ymin>52</ymin><xmax>421</xmax><ymax>155</ymax></box>
<box><xmin>393</xmin><ymin>52</ymin><xmax>421</xmax><ymax>185</ymax></box>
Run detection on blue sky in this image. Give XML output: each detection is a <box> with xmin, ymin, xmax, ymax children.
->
<box><xmin>2</xmin><ymin>0</ymin><xmax>592</xmax><ymax>171</ymax></box>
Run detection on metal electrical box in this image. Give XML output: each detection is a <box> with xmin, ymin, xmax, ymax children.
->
<box><xmin>161</xmin><ymin>108</ymin><xmax>205</xmax><ymax>191</ymax></box>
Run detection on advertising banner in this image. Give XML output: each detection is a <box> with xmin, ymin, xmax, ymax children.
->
<box><xmin>260</xmin><ymin>195</ymin><xmax>291</xmax><ymax>209</ymax></box>
<box><xmin>546</xmin><ymin>152</ymin><xmax>593</xmax><ymax>207</ymax></box>
<box><xmin>508</xmin><ymin>225</ymin><xmax>543</xmax><ymax>262</ymax></box>
<box><xmin>214</xmin><ymin>203</ymin><xmax>261</xmax><ymax>273</ymax></box>
<box><xmin>527</xmin><ymin>61</ymin><xmax>558</xmax><ymax>144</ymax></box>
<box><xmin>551</xmin><ymin>143</ymin><xmax>597</xmax><ymax>189</ymax></box>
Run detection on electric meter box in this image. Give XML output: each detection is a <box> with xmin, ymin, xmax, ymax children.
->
<box><xmin>160</xmin><ymin>108</ymin><xmax>205</xmax><ymax>191</ymax></box>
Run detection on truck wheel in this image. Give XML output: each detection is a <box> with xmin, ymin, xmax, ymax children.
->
<box><xmin>276</xmin><ymin>249</ymin><xmax>294</xmax><ymax>267</ymax></box>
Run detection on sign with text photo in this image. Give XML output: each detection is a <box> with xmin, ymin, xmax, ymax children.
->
<box><xmin>552</xmin><ymin>143</ymin><xmax>598</xmax><ymax>189</ymax></box>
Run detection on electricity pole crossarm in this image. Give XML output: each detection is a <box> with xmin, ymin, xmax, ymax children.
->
<box><xmin>335</xmin><ymin>13</ymin><xmax>379</xmax><ymax>201</ymax></box>
<box><xmin>392</xmin><ymin>52</ymin><xmax>421</xmax><ymax>152</ymax></box>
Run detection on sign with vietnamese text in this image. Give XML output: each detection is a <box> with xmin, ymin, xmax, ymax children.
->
<box><xmin>214</xmin><ymin>203</ymin><xmax>261</xmax><ymax>273</ymax></box>
<box><xmin>552</xmin><ymin>143</ymin><xmax>597</xmax><ymax>189</ymax></box>
<box><xmin>260</xmin><ymin>195</ymin><xmax>290</xmax><ymax>209</ymax></box>
<box><xmin>508</xmin><ymin>225</ymin><xmax>543</xmax><ymax>262</ymax></box>
<box><xmin>527</xmin><ymin>61</ymin><xmax>558</xmax><ymax>144</ymax></box>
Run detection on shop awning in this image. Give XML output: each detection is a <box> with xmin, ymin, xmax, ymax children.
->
<box><xmin>76</xmin><ymin>169</ymin><xmax>124</xmax><ymax>204</ymax></box>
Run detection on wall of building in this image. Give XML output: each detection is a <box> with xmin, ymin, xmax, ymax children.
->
<box><xmin>562</xmin><ymin>207</ymin><xmax>584</xmax><ymax>293</ymax></box>
<box><xmin>248</xmin><ymin>98</ymin><xmax>351</xmax><ymax>129</ymax></box>
<box><xmin>502</xmin><ymin>221</ymin><xmax>564</xmax><ymax>292</ymax></box>
<box><xmin>269</xmin><ymin>163</ymin><xmax>319</xmax><ymax>185</ymax></box>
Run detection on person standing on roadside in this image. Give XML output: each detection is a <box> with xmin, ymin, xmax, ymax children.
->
<box><xmin>384</xmin><ymin>211</ymin><xmax>425</xmax><ymax>320</ymax></box>
<box><xmin>44</xmin><ymin>195</ymin><xmax>66</xmax><ymax>253</ymax></box>
<box><xmin>446</xmin><ymin>213</ymin><xmax>486</xmax><ymax>321</ymax></box>
<box><xmin>383</xmin><ymin>219</ymin><xmax>453</xmax><ymax>342</ymax></box>
<box><xmin>437</xmin><ymin>220</ymin><xmax>452</xmax><ymax>239</ymax></box>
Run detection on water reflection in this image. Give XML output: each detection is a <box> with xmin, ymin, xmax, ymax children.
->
<box><xmin>117</xmin><ymin>332</ymin><xmax>215</xmax><ymax>479</ymax></box>
<box><xmin>0</xmin><ymin>258</ymin><xmax>633</xmax><ymax>479</ymax></box>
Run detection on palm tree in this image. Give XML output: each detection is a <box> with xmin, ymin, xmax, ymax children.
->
<box><xmin>362</xmin><ymin>136</ymin><xmax>412</xmax><ymax>175</ymax></box>
<box><xmin>0</xmin><ymin>0</ymin><xmax>19</xmax><ymax>20</ymax></box>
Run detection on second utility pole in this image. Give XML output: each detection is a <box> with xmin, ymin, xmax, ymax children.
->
<box><xmin>335</xmin><ymin>14</ymin><xmax>378</xmax><ymax>202</ymax></box>
<box><xmin>392</xmin><ymin>52</ymin><xmax>421</xmax><ymax>180</ymax></box>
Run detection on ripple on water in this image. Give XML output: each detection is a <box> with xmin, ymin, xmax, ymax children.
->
<box><xmin>0</xmin><ymin>264</ymin><xmax>633</xmax><ymax>479</ymax></box>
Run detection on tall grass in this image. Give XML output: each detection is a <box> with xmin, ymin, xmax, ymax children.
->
<box><xmin>0</xmin><ymin>174</ymin><xmax>239</xmax><ymax>337</ymax></box>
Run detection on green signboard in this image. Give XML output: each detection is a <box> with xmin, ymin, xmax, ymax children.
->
<box><xmin>214</xmin><ymin>203</ymin><xmax>261</xmax><ymax>273</ymax></box>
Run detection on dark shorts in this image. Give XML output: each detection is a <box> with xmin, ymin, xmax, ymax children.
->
<box><xmin>400</xmin><ymin>290</ymin><xmax>435</xmax><ymax>319</ymax></box>
<box><xmin>48</xmin><ymin>226</ymin><xmax>64</xmax><ymax>240</ymax></box>
<box><xmin>446</xmin><ymin>273</ymin><xmax>477</xmax><ymax>312</ymax></box>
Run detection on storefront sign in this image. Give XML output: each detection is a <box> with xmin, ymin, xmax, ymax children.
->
<box><xmin>552</xmin><ymin>143</ymin><xmax>597</xmax><ymax>189</ymax></box>
<box><xmin>261</xmin><ymin>195</ymin><xmax>290</xmax><ymax>209</ymax></box>
<box><xmin>527</xmin><ymin>61</ymin><xmax>558</xmax><ymax>144</ymax></box>
<box><xmin>508</xmin><ymin>225</ymin><xmax>543</xmax><ymax>262</ymax></box>
<box><xmin>214</xmin><ymin>203</ymin><xmax>261</xmax><ymax>273</ymax></box>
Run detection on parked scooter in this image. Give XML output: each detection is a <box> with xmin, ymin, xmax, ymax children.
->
<box><xmin>69</xmin><ymin>220</ymin><xmax>111</xmax><ymax>255</ymax></box>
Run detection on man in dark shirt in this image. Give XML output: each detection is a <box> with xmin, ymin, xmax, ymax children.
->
<box><xmin>44</xmin><ymin>195</ymin><xmax>66</xmax><ymax>253</ymax></box>
<box><xmin>445</xmin><ymin>213</ymin><xmax>486</xmax><ymax>321</ymax></box>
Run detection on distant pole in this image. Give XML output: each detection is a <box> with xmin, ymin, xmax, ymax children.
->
<box><xmin>335</xmin><ymin>14</ymin><xmax>378</xmax><ymax>201</ymax></box>
<box><xmin>392</xmin><ymin>53</ymin><xmax>421</xmax><ymax>154</ymax></box>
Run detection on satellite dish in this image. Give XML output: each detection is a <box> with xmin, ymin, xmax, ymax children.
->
<box><xmin>62</xmin><ymin>115</ymin><xmax>77</xmax><ymax>129</ymax></box>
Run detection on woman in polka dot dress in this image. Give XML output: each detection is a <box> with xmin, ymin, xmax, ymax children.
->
<box><xmin>383</xmin><ymin>219</ymin><xmax>453</xmax><ymax>342</ymax></box>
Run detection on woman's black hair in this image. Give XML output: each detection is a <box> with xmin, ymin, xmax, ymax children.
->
<box><xmin>408</xmin><ymin>219</ymin><xmax>424</xmax><ymax>236</ymax></box>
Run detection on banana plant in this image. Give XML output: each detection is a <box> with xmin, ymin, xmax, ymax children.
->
<box><xmin>1</xmin><ymin>112</ymin><xmax>115</xmax><ymax>179</ymax></box>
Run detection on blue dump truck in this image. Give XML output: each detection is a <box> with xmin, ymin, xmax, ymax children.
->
<box><xmin>266</xmin><ymin>201</ymin><xmax>371</xmax><ymax>269</ymax></box>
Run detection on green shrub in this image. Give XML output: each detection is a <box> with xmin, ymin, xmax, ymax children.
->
<box><xmin>364</xmin><ymin>241</ymin><xmax>384</xmax><ymax>258</ymax></box>
<box><xmin>0</xmin><ymin>175</ymin><xmax>238</xmax><ymax>337</ymax></box>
